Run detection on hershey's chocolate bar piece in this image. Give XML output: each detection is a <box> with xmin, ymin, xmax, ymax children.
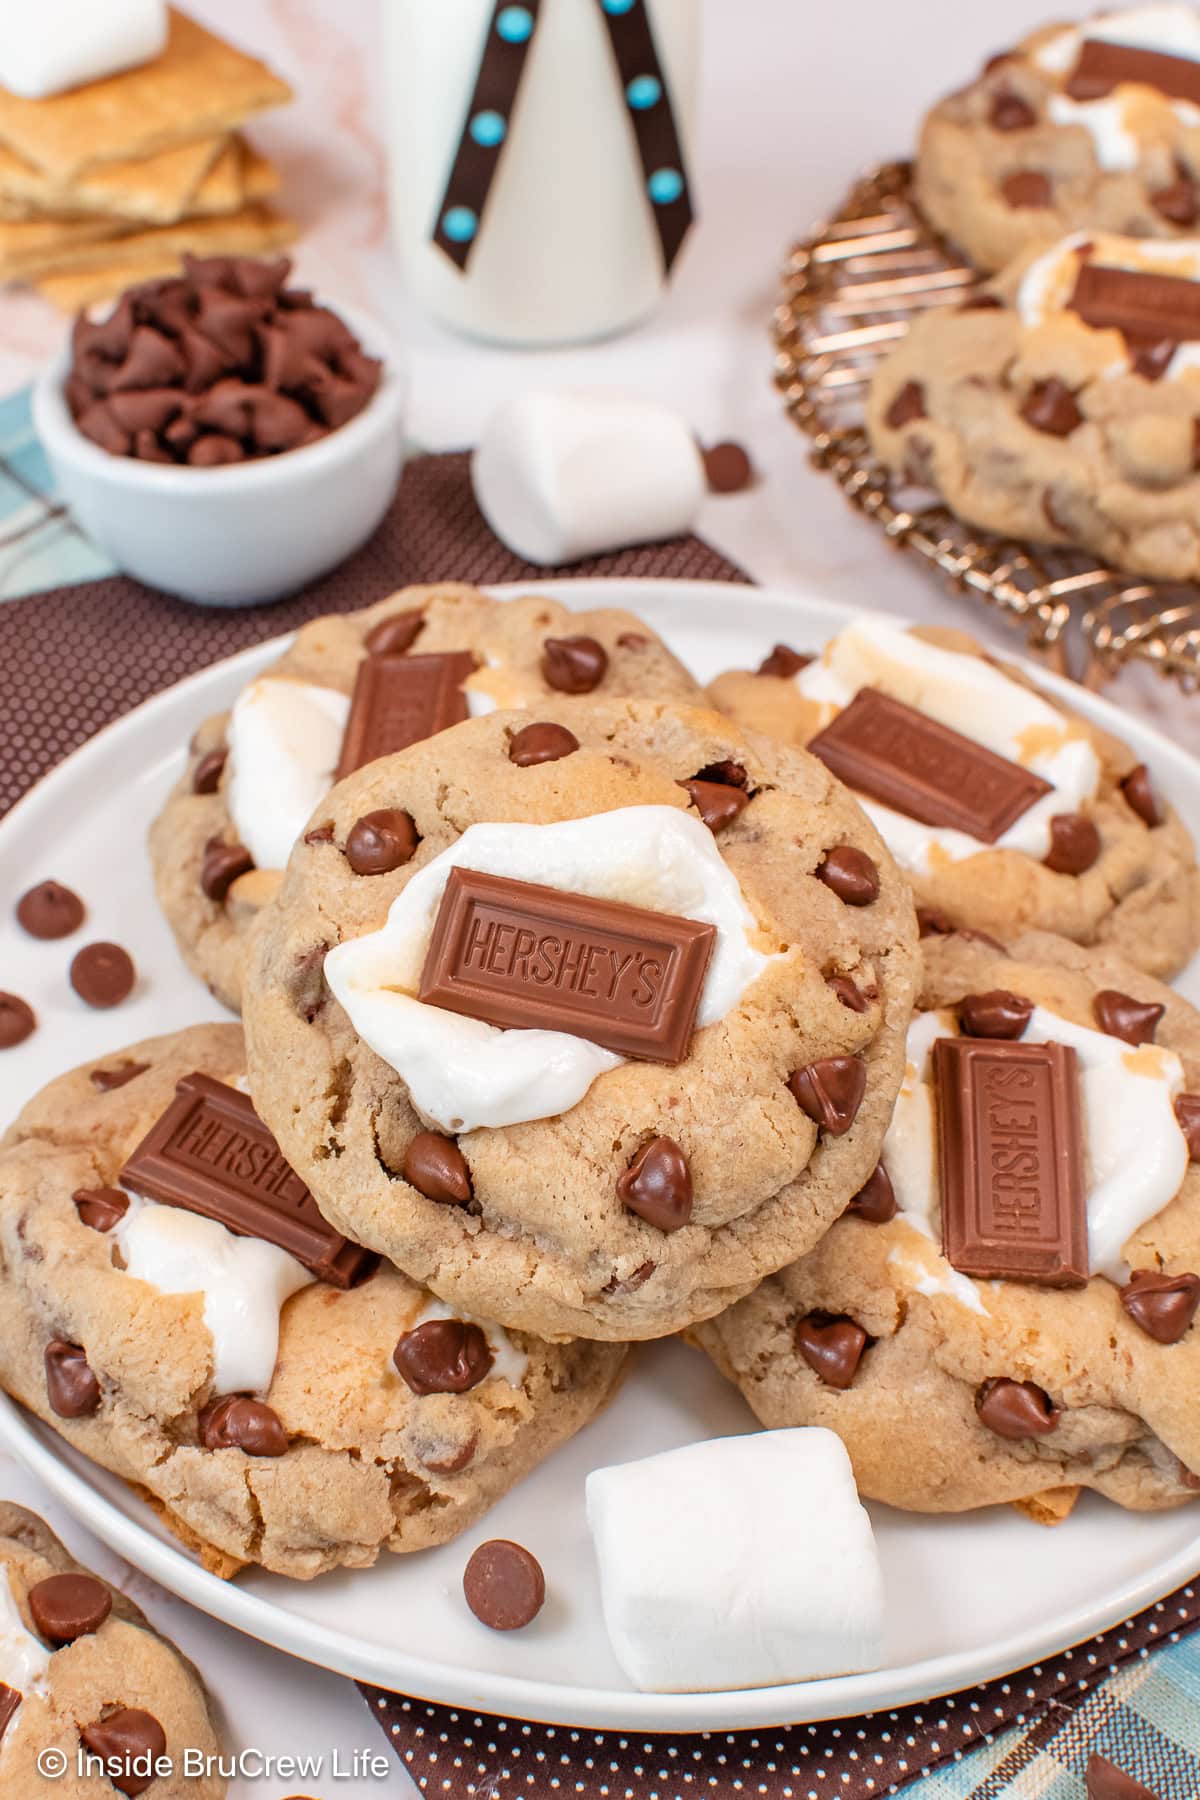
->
<box><xmin>119</xmin><ymin>1073</ymin><xmax>376</xmax><ymax>1288</ymax></box>
<box><xmin>1069</xmin><ymin>261</ymin><xmax>1200</xmax><ymax>345</ymax></box>
<box><xmin>418</xmin><ymin>867</ymin><xmax>716</xmax><ymax>1063</ymax></box>
<box><xmin>807</xmin><ymin>688</ymin><xmax>1053</xmax><ymax>843</ymax></box>
<box><xmin>934</xmin><ymin>1036</ymin><xmax>1088</xmax><ymax>1287</ymax></box>
<box><xmin>1066</xmin><ymin>37</ymin><xmax>1200</xmax><ymax>108</ymax></box>
<box><xmin>336</xmin><ymin>652</ymin><xmax>475</xmax><ymax>779</ymax></box>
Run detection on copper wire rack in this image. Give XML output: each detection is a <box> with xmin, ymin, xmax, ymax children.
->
<box><xmin>772</xmin><ymin>159</ymin><xmax>1200</xmax><ymax>693</ymax></box>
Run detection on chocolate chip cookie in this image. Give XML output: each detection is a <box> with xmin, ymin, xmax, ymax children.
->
<box><xmin>0</xmin><ymin>1026</ymin><xmax>626</xmax><ymax>1579</ymax></box>
<box><xmin>0</xmin><ymin>1503</ymin><xmax>223</xmax><ymax>1797</ymax></box>
<box><xmin>696</xmin><ymin>929</ymin><xmax>1200</xmax><ymax>1516</ymax></box>
<box><xmin>149</xmin><ymin>582</ymin><xmax>704</xmax><ymax>1012</ymax></box>
<box><xmin>241</xmin><ymin>697</ymin><xmax>920</xmax><ymax>1343</ymax></box>
<box><xmin>916</xmin><ymin>8</ymin><xmax>1200</xmax><ymax>276</ymax></box>
<box><xmin>709</xmin><ymin>618</ymin><xmax>1200</xmax><ymax>978</ymax></box>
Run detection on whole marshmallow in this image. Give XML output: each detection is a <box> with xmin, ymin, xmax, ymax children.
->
<box><xmin>586</xmin><ymin>1429</ymin><xmax>884</xmax><ymax>1694</ymax></box>
<box><xmin>227</xmin><ymin>676</ymin><xmax>351</xmax><ymax>873</ymax></box>
<box><xmin>0</xmin><ymin>0</ymin><xmax>168</xmax><ymax>99</ymax></box>
<box><xmin>471</xmin><ymin>389</ymin><xmax>706</xmax><ymax>566</ymax></box>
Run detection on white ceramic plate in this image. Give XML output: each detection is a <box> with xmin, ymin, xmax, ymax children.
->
<box><xmin>1</xmin><ymin>578</ymin><xmax>1198</xmax><ymax>1732</ymax></box>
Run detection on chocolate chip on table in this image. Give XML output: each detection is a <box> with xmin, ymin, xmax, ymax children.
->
<box><xmin>957</xmin><ymin>990</ymin><xmax>1034</xmax><ymax>1040</ymax></box>
<box><xmin>1120</xmin><ymin>763</ymin><xmax>1162</xmax><ymax>827</ymax></box>
<box><xmin>90</xmin><ymin>1061</ymin><xmax>149</xmax><ymax>1092</ymax></box>
<box><xmin>787</xmin><ymin>1055</ymin><xmax>866</xmax><ymax>1136</ymax></box>
<box><xmin>70</xmin><ymin>942</ymin><xmax>135</xmax><ymax>1009</ymax></box>
<box><xmin>1021</xmin><ymin>378</ymin><xmax>1083</xmax><ymax>436</ymax></box>
<box><xmin>1001</xmin><ymin>169</ymin><xmax>1053</xmax><ymax>208</ymax></box>
<box><xmin>975</xmin><ymin>1377</ymin><xmax>1060</xmax><ymax>1439</ymax></box>
<box><xmin>679</xmin><ymin>778</ymin><xmax>749</xmax><ymax>833</ymax></box>
<box><xmin>365</xmin><ymin>609</ymin><xmax>424</xmax><ymax>656</ymax></box>
<box><xmin>0</xmin><ymin>994</ymin><xmax>35</xmax><ymax>1049</ymax></box>
<box><xmin>989</xmin><ymin>88</ymin><xmax>1037</xmax><ymax>130</ymax></box>
<box><xmin>404</xmin><ymin>1132</ymin><xmax>473</xmax><ymax>1205</ymax></box>
<box><xmin>794</xmin><ymin>1313</ymin><xmax>869</xmax><ymax>1389</ymax></box>
<box><xmin>16</xmin><ymin>879</ymin><xmax>85</xmax><ymax>939</ymax></box>
<box><xmin>44</xmin><ymin>1340</ymin><xmax>101</xmax><ymax>1418</ymax></box>
<box><xmin>345</xmin><ymin>809</ymin><xmax>419</xmax><ymax>875</ymax></box>
<box><xmin>702</xmin><ymin>440</ymin><xmax>755</xmax><ymax>494</ymax></box>
<box><xmin>1085</xmin><ymin>1752</ymin><xmax>1160</xmax><ymax>1800</ymax></box>
<box><xmin>541</xmin><ymin>635</ymin><xmax>608</xmax><ymax>694</ymax></box>
<box><xmin>73</xmin><ymin>1187</ymin><xmax>129</xmax><ymax>1232</ymax></box>
<box><xmin>1043</xmin><ymin>812</ymin><xmax>1100</xmax><ymax>873</ymax></box>
<box><xmin>191</xmin><ymin>747</ymin><xmax>227</xmax><ymax>794</ymax></box>
<box><xmin>508</xmin><ymin>722</ymin><xmax>580</xmax><ymax>767</ymax></box>
<box><xmin>463</xmin><ymin>1540</ymin><xmax>546</xmax><ymax>1631</ymax></box>
<box><xmin>816</xmin><ymin>846</ymin><xmax>879</xmax><ymax>906</ymax></box>
<box><xmin>848</xmin><ymin>1163</ymin><xmax>896</xmax><ymax>1223</ymax></box>
<box><xmin>29</xmin><ymin>1572</ymin><xmax>112</xmax><ymax>1644</ymax></box>
<box><xmin>826</xmin><ymin>974</ymin><xmax>871</xmax><ymax>1012</ymax></box>
<box><xmin>757</xmin><ymin>643</ymin><xmax>812</xmax><ymax>678</ymax></box>
<box><xmin>393</xmin><ymin>1320</ymin><xmax>494</xmax><ymax>1396</ymax></box>
<box><xmin>885</xmin><ymin>381</ymin><xmax>926</xmax><ymax>429</ymax></box>
<box><xmin>1175</xmin><ymin>1093</ymin><xmax>1200</xmax><ymax>1159</ymax></box>
<box><xmin>1120</xmin><ymin>1269</ymin><xmax>1200</xmax><ymax>1344</ymax></box>
<box><xmin>1093</xmin><ymin>989</ymin><xmax>1165</xmax><ymax>1046</ymax></box>
<box><xmin>198</xmin><ymin>1395</ymin><xmax>289</xmax><ymax>1456</ymax></box>
<box><xmin>80</xmin><ymin>1708</ymin><xmax>167</xmax><ymax>1797</ymax></box>
<box><xmin>616</xmin><ymin>1136</ymin><xmax>693</xmax><ymax>1233</ymax></box>
<box><xmin>200</xmin><ymin>836</ymin><xmax>254</xmax><ymax>902</ymax></box>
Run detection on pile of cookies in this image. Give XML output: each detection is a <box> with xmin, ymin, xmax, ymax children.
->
<box><xmin>0</xmin><ymin>9</ymin><xmax>294</xmax><ymax>313</ymax></box>
<box><xmin>869</xmin><ymin>4</ymin><xmax>1200</xmax><ymax>582</ymax></box>
<box><xmin>2</xmin><ymin>571</ymin><xmax>1200</xmax><ymax>1715</ymax></box>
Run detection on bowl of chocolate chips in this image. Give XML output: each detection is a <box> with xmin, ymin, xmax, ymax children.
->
<box><xmin>33</xmin><ymin>253</ymin><xmax>405</xmax><ymax>606</ymax></box>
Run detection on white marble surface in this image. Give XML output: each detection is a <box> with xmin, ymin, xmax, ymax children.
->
<box><xmin>1</xmin><ymin>1</ymin><xmax>1198</xmax><ymax>1789</ymax></box>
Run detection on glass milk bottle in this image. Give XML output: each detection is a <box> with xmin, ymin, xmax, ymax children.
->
<box><xmin>384</xmin><ymin>0</ymin><xmax>699</xmax><ymax>346</ymax></box>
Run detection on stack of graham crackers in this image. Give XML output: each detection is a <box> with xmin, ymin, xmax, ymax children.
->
<box><xmin>0</xmin><ymin>8</ymin><xmax>295</xmax><ymax>313</ymax></box>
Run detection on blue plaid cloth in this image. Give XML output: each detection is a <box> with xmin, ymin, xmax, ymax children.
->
<box><xmin>0</xmin><ymin>385</ymin><xmax>114</xmax><ymax>599</ymax></box>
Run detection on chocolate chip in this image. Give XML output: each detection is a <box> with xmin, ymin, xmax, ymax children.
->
<box><xmin>1021</xmin><ymin>378</ymin><xmax>1082</xmax><ymax>436</ymax></box>
<box><xmin>1120</xmin><ymin>1268</ymin><xmax>1200</xmax><ymax>1344</ymax></box>
<box><xmin>108</xmin><ymin>325</ymin><xmax>186</xmax><ymax>392</ymax></box>
<box><xmin>0</xmin><ymin>1685</ymin><xmax>18</xmax><ymax>1742</ymax></box>
<box><xmin>404</xmin><ymin>1132</ymin><xmax>472</xmax><ymax>1205</ymax></box>
<box><xmin>1001</xmin><ymin>169</ymin><xmax>1052</xmax><ymax>208</ymax></box>
<box><xmin>365</xmin><ymin>609</ymin><xmax>424</xmax><ymax>656</ymax></box>
<box><xmin>0</xmin><ymin>993</ymin><xmax>36</xmax><ymax>1048</ymax></box>
<box><xmin>848</xmin><ymin>1163</ymin><xmax>896</xmax><ymax>1223</ymax></box>
<box><xmin>345</xmin><ymin>809</ymin><xmax>419</xmax><ymax>875</ymax></box>
<box><xmin>958</xmin><ymin>990</ymin><xmax>1034</xmax><ymax>1039</ymax></box>
<box><xmin>695</xmin><ymin>760</ymin><xmax>748</xmax><ymax>788</ymax></box>
<box><xmin>29</xmin><ymin>1572</ymin><xmax>112</xmax><ymax>1643</ymax></box>
<box><xmin>198</xmin><ymin>1396</ymin><xmax>289</xmax><ymax>1456</ymax></box>
<box><xmin>616</xmin><ymin>1136</ymin><xmax>693</xmax><ymax>1233</ymax></box>
<box><xmin>80</xmin><ymin>1708</ymin><xmax>167</xmax><ymax>1796</ymax></box>
<box><xmin>393</xmin><ymin>1320</ymin><xmax>494</xmax><ymax>1395</ymax></box>
<box><xmin>702</xmin><ymin>440</ymin><xmax>755</xmax><ymax>493</ymax></box>
<box><xmin>960</xmin><ymin>291</ymin><xmax>1004</xmax><ymax>311</ymax></box>
<box><xmin>989</xmin><ymin>89</ymin><xmax>1037</xmax><ymax>129</ymax></box>
<box><xmin>917</xmin><ymin>907</ymin><xmax>953</xmax><ymax>938</ymax></box>
<box><xmin>1042</xmin><ymin>486</ymin><xmax>1070</xmax><ymax>535</ymax></box>
<box><xmin>787</xmin><ymin>1056</ymin><xmax>866</xmax><ymax>1136</ymax></box>
<box><xmin>757</xmin><ymin>643</ymin><xmax>812</xmax><ymax>678</ymax></box>
<box><xmin>304</xmin><ymin>823</ymin><xmax>334</xmax><ymax>845</ymax></box>
<box><xmin>78</xmin><ymin>403</ymin><xmax>130</xmax><ymax>454</ymax></box>
<box><xmin>188</xmin><ymin>433</ymin><xmax>245</xmax><ymax>467</ymax></box>
<box><xmin>201</xmin><ymin>837</ymin><xmax>254</xmax><ymax>901</ymax></box>
<box><xmin>975</xmin><ymin>1377</ymin><xmax>1060</xmax><ymax>1439</ymax></box>
<box><xmin>418</xmin><ymin>1432</ymin><xmax>479</xmax><ymax>1475</ymax></box>
<box><xmin>90</xmin><ymin>1061</ymin><xmax>149</xmax><ymax>1092</ymax></box>
<box><xmin>817</xmin><ymin>846</ymin><xmax>880</xmax><ymax>906</ymax></box>
<box><xmin>45</xmin><ymin>1340</ymin><xmax>101</xmax><ymax>1418</ymax></box>
<box><xmin>1043</xmin><ymin>812</ymin><xmax>1101</xmax><ymax>874</ymax></box>
<box><xmin>616</xmin><ymin>631</ymin><xmax>648</xmax><ymax>649</ymax></box>
<box><xmin>16</xmin><ymin>879</ymin><xmax>85</xmax><ymax>939</ymax></box>
<box><xmin>541</xmin><ymin>635</ymin><xmax>608</xmax><ymax>694</ymax></box>
<box><xmin>680</xmin><ymin>778</ymin><xmax>749</xmax><ymax>833</ymax></box>
<box><xmin>1151</xmin><ymin>175</ymin><xmax>1198</xmax><ymax>226</ymax></box>
<box><xmin>1120</xmin><ymin>764</ymin><xmax>1162</xmax><ymax>828</ymax></box>
<box><xmin>1175</xmin><ymin>1092</ymin><xmax>1200</xmax><ymax>1159</ymax></box>
<box><xmin>1086</xmin><ymin>1754</ymin><xmax>1159</xmax><ymax>1800</ymax></box>
<box><xmin>794</xmin><ymin>1313</ymin><xmax>869</xmax><ymax>1389</ymax></box>
<box><xmin>827</xmin><ymin>974</ymin><xmax>871</xmax><ymax>1012</ymax></box>
<box><xmin>508</xmin><ymin>722</ymin><xmax>580</xmax><ymax>767</ymax></box>
<box><xmin>1131</xmin><ymin>338</ymin><xmax>1175</xmax><ymax>382</ymax></box>
<box><xmin>192</xmin><ymin>747</ymin><xmax>227</xmax><ymax>794</ymax></box>
<box><xmin>73</xmin><ymin>1187</ymin><xmax>129</xmax><ymax>1232</ymax></box>
<box><xmin>885</xmin><ymin>381</ymin><xmax>926</xmax><ymax>428</ymax></box>
<box><xmin>1093</xmin><ymin>989</ymin><xmax>1164</xmax><ymax>1046</ymax></box>
<box><xmin>463</xmin><ymin>1540</ymin><xmax>546</xmax><ymax>1631</ymax></box>
<box><xmin>69</xmin><ymin>942</ymin><xmax>135</xmax><ymax>1009</ymax></box>
<box><xmin>603</xmin><ymin>1259</ymin><xmax>657</xmax><ymax>1296</ymax></box>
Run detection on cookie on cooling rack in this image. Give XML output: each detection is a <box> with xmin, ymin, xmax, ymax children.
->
<box><xmin>917</xmin><ymin>5</ymin><xmax>1200</xmax><ymax>275</ymax></box>
<box><xmin>0</xmin><ymin>1504</ymin><xmax>224</xmax><ymax>1797</ymax></box>
<box><xmin>240</xmin><ymin>697</ymin><xmax>920</xmax><ymax>1344</ymax></box>
<box><xmin>149</xmin><ymin>582</ymin><xmax>704</xmax><ymax>1011</ymax></box>
<box><xmin>708</xmin><ymin>616</ymin><xmax>1200</xmax><ymax>979</ymax></box>
<box><xmin>0</xmin><ymin>1026</ymin><xmax>626</xmax><ymax>1580</ymax></box>
<box><xmin>696</xmin><ymin>929</ymin><xmax>1200</xmax><ymax>1517</ymax></box>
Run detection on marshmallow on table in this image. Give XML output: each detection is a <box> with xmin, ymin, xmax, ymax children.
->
<box><xmin>586</xmin><ymin>1429</ymin><xmax>884</xmax><ymax>1694</ymax></box>
<box><xmin>471</xmin><ymin>389</ymin><xmax>706</xmax><ymax>566</ymax></box>
<box><xmin>0</xmin><ymin>0</ymin><xmax>168</xmax><ymax>99</ymax></box>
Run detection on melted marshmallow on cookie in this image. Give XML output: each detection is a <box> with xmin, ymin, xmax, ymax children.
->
<box><xmin>0</xmin><ymin>1571</ymin><xmax>50</xmax><ymax>1706</ymax></box>
<box><xmin>324</xmin><ymin>805</ymin><xmax>773</xmax><ymax>1132</ymax></box>
<box><xmin>797</xmin><ymin>621</ymin><xmax>1100</xmax><ymax>873</ymax></box>
<box><xmin>1036</xmin><ymin>6</ymin><xmax>1200</xmax><ymax>170</ymax></box>
<box><xmin>227</xmin><ymin>676</ymin><xmax>350</xmax><ymax>872</ymax></box>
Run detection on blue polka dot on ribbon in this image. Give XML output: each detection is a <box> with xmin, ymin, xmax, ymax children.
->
<box><xmin>648</xmin><ymin>166</ymin><xmax>684</xmax><ymax>206</ymax></box>
<box><xmin>626</xmin><ymin>74</ymin><xmax>661</xmax><ymax>110</ymax></box>
<box><xmin>495</xmin><ymin>4</ymin><xmax>534</xmax><ymax>42</ymax></box>
<box><xmin>602</xmin><ymin>0</ymin><xmax>636</xmax><ymax>12</ymax></box>
<box><xmin>442</xmin><ymin>206</ymin><xmax>478</xmax><ymax>244</ymax></box>
<box><xmin>470</xmin><ymin>109</ymin><xmax>507</xmax><ymax>147</ymax></box>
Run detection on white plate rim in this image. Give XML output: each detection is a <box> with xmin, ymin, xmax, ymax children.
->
<box><xmin>2</xmin><ymin>575</ymin><xmax>1198</xmax><ymax>1731</ymax></box>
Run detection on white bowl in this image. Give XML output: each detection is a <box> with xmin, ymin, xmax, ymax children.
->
<box><xmin>32</xmin><ymin>302</ymin><xmax>407</xmax><ymax>607</ymax></box>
